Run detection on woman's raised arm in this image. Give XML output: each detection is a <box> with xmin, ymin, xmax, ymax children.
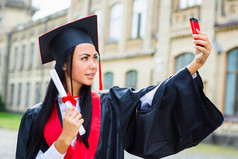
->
<box><xmin>187</xmin><ymin>29</ymin><xmax>212</xmax><ymax>75</ymax></box>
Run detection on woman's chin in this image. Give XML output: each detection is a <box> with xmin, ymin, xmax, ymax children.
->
<box><xmin>83</xmin><ymin>81</ymin><xmax>94</xmax><ymax>86</ymax></box>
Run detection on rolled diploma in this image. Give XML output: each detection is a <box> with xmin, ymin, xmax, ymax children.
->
<box><xmin>49</xmin><ymin>69</ymin><xmax>86</xmax><ymax>136</ymax></box>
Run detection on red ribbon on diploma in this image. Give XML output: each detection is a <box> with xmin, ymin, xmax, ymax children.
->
<box><xmin>62</xmin><ymin>93</ymin><xmax>77</xmax><ymax>107</ymax></box>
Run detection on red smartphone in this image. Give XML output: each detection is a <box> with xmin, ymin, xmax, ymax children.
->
<box><xmin>190</xmin><ymin>17</ymin><xmax>203</xmax><ymax>46</ymax></box>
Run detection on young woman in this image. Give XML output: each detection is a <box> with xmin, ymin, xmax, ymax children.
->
<box><xmin>16</xmin><ymin>15</ymin><xmax>223</xmax><ymax>159</ymax></box>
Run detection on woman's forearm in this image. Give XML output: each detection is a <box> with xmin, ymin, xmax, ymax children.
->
<box><xmin>186</xmin><ymin>60</ymin><xmax>202</xmax><ymax>75</ymax></box>
<box><xmin>54</xmin><ymin>134</ymin><xmax>71</xmax><ymax>155</ymax></box>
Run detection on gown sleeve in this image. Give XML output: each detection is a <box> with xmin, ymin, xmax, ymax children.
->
<box><xmin>109</xmin><ymin>67</ymin><xmax>224</xmax><ymax>159</ymax></box>
<box><xmin>16</xmin><ymin>103</ymin><xmax>41</xmax><ymax>159</ymax></box>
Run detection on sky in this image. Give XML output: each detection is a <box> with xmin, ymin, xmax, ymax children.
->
<box><xmin>31</xmin><ymin>0</ymin><xmax>71</xmax><ymax>20</ymax></box>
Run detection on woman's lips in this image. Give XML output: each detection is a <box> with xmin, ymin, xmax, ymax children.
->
<box><xmin>85</xmin><ymin>73</ymin><xmax>95</xmax><ymax>79</ymax></box>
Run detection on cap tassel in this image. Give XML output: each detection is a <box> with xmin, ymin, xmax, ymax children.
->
<box><xmin>98</xmin><ymin>53</ymin><xmax>103</xmax><ymax>90</ymax></box>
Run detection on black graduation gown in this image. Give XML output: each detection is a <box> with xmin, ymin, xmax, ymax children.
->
<box><xmin>16</xmin><ymin>68</ymin><xmax>223</xmax><ymax>159</ymax></box>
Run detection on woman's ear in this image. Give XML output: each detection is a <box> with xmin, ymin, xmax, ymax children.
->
<box><xmin>62</xmin><ymin>63</ymin><xmax>67</xmax><ymax>71</ymax></box>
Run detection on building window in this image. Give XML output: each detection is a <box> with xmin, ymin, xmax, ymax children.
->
<box><xmin>21</xmin><ymin>45</ymin><xmax>26</xmax><ymax>69</ymax></box>
<box><xmin>17</xmin><ymin>83</ymin><xmax>22</xmax><ymax>106</ymax></box>
<box><xmin>109</xmin><ymin>3</ymin><xmax>123</xmax><ymax>43</ymax></box>
<box><xmin>179</xmin><ymin>0</ymin><xmax>202</xmax><ymax>9</ymax></box>
<box><xmin>131</xmin><ymin>0</ymin><xmax>148</xmax><ymax>39</ymax></box>
<box><xmin>10</xmin><ymin>84</ymin><xmax>14</xmax><ymax>106</ymax></box>
<box><xmin>13</xmin><ymin>47</ymin><xmax>18</xmax><ymax>70</ymax></box>
<box><xmin>26</xmin><ymin>82</ymin><xmax>30</xmax><ymax>107</ymax></box>
<box><xmin>103</xmin><ymin>72</ymin><xmax>114</xmax><ymax>90</ymax></box>
<box><xmin>30</xmin><ymin>43</ymin><xmax>35</xmax><ymax>68</ymax></box>
<box><xmin>175</xmin><ymin>53</ymin><xmax>195</xmax><ymax>72</ymax></box>
<box><xmin>35</xmin><ymin>82</ymin><xmax>41</xmax><ymax>104</ymax></box>
<box><xmin>126</xmin><ymin>70</ymin><xmax>138</xmax><ymax>89</ymax></box>
<box><xmin>225</xmin><ymin>48</ymin><xmax>238</xmax><ymax>116</ymax></box>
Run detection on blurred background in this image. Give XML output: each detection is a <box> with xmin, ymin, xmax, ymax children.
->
<box><xmin>0</xmin><ymin>0</ymin><xmax>238</xmax><ymax>158</ymax></box>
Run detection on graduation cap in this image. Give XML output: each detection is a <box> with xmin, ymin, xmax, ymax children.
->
<box><xmin>39</xmin><ymin>15</ymin><xmax>103</xmax><ymax>90</ymax></box>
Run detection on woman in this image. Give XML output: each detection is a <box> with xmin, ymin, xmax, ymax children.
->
<box><xmin>16</xmin><ymin>15</ymin><xmax>223</xmax><ymax>159</ymax></box>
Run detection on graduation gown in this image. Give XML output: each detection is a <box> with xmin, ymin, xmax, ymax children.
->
<box><xmin>16</xmin><ymin>68</ymin><xmax>223</xmax><ymax>159</ymax></box>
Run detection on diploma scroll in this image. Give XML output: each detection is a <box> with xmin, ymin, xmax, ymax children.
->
<box><xmin>49</xmin><ymin>69</ymin><xmax>86</xmax><ymax>136</ymax></box>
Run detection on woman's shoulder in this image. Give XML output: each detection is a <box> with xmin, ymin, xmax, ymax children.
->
<box><xmin>97</xmin><ymin>86</ymin><xmax>124</xmax><ymax>97</ymax></box>
<box><xmin>18</xmin><ymin>103</ymin><xmax>43</xmax><ymax>132</ymax></box>
<box><xmin>23</xmin><ymin>102</ymin><xmax>42</xmax><ymax>119</ymax></box>
<box><xmin>97</xmin><ymin>85</ymin><xmax>155</xmax><ymax>100</ymax></box>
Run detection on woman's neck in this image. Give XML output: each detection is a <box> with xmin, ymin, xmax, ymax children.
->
<box><xmin>65</xmin><ymin>83</ymin><xmax>81</xmax><ymax>96</ymax></box>
<box><xmin>64</xmin><ymin>78</ymin><xmax>82</xmax><ymax>97</ymax></box>
<box><xmin>64</xmin><ymin>70</ymin><xmax>83</xmax><ymax>96</ymax></box>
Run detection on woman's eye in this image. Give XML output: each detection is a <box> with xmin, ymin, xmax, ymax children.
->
<box><xmin>94</xmin><ymin>56</ymin><xmax>98</xmax><ymax>61</ymax></box>
<box><xmin>81</xmin><ymin>57</ymin><xmax>88</xmax><ymax>61</ymax></box>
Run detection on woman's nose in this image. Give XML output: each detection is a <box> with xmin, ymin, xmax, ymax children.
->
<box><xmin>89</xmin><ymin>58</ymin><xmax>97</xmax><ymax>69</ymax></box>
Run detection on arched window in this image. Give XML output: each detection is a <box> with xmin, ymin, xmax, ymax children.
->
<box><xmin>175</xmin><ymin>53</ymin><xmax>195</xmax><ymax>72</ymax></box>
<box><xmin>25</xmin><ymin>82</ymin><xmax>31</xmax><ymax>108</ymax></box>
<box><xmin>17</xmin><ymin>83</ymin><xmax>22</xmax><ymax>107</ymax></box>
<box><xmin>10</xmin><ymin>84</ymin><xmax>15</xmax><ymax>106</ymax></box>
<box><xmin>109</xmin><ymin>3</ymin><xmax>123</xmax><ymax>43</ymax></box>
<box><xmin>29</xmin><ymin>42</ymin><xmax>35</xmax><ymax>68</ymax></box>
<box><xmin>225</xmin><ymin>48</ymin><xmax>238</xmax><ymax>116</ymax></box>
<box><xmin>126</xmin><ymin>70</ymin><xmax>138</xmax><ymax>89</ymax></box>
<box><xmin>35</xmin><ymin>82</ymin><xmax>41</xmax><ymax>104</ymax></box>
<box><xmin>103</xmin><ymin>72</ymin><xmax>114</xmax><ymax>90</ymax></box>
<box><xmin>131</xmin><ymin>0</ymin><xmax>147</xmax><ymax>39</ymax></box>
<box><xmin>21</xmin><ymin>45</ymin><xmax>26</xmax><ymax>69</ymax></box>
<box><xmin>13</xmin><ymin>47</ymin><xmax>18</xmax><ymax>70</ymax></box>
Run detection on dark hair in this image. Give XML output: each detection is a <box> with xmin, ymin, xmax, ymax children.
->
<box><xmin>27</xmin><ymin>46</ymin><xmax>92</xmax><ymax>158</ymax></box>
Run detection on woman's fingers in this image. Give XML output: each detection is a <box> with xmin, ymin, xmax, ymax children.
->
<box><xmin>76</xmin><ymin>112</ymin><xmax>82</xmax><ymax>120</ymax></box>
<box><xmin>64</xmin><ymin>107</ymin><xmax>84</xmax><ymax>127</ymax></box>
<box><xmin>77</xmin><ymin>118</ymin><xmax>84</xmax><ymax>125</ymax></box>
<box><xmin>193</xmin><ymin>30</ymin><xmax>212</xmax><ymax>48</ymax></box>
<box><xmin>193</xmin><ymin>38</ymin><xmax>211</xmax><ymax>51</ymax></box>
<box><xmin>70</xmin><ymin>109</ymin><xmax>80</xmax><ymax>118</ymax></box>
<box><xmin>193</xmin><ymin>34</ymin><xmax>207</xmax><ymax>41</ymax></box>
<box><xmin>72</xmin><ymin>112</ymin><xmax>83</xmax><ymax>126</ymax></box>
<box><xmin>193</xmin><ymin>32</ymin><xmax>212</xmax><ymax>53</ymax></box>
<box><xmin>196</xmin><ymin>29</ymin><xmax>206</xmax><ymax>35</ymax></box>
<box><xmin>65</xmin><ymin>106</ymin><xmax>75</xmax><ymax>117</ymax></box>
<box><xmin>191</xmin><ymin>29</ymin><xmax>212</xmax><ymax>66</ymax></box>
<box><xmin>194</xmin><ymin>45</ymin><xmax>207</xmax><ymax>54</ymax></box>
<box><xmin>193</xmin><ymin>39</ymin><xmax>207</xmax><ymax>48</ymax></box>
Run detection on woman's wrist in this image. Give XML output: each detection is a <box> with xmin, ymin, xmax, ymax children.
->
<box><xmin>187</xmin><ymin>60</ymin><xmax>203</xmax><ymax>75</ymax></box>
<box><xmin>55</xmin><ymin>134</ymin><xmax>72</xmax><ymax>154</ymax></box>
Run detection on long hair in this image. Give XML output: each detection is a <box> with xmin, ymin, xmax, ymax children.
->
<box><xmin>26</xmin><ymin>46</ymin><xmax>92</xmax><ymax>158</ymax></box>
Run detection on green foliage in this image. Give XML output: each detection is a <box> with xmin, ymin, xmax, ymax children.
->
<box><xmin>0</xmin><ymin>112</ymin><xmax>23</xmax><ymax>130</ymax></box>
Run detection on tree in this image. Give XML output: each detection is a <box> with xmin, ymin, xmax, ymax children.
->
<box><xmin>0</xmin><ymin>94</ymin><xmax>5</xmax><ymax>111</ymax></box>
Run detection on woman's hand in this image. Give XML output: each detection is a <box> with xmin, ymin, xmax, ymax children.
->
<box><xmin>187</xmin><ymin>29</ymin><xmax>212</xmax><ymax>75</ymax></box>
<box><xmin>55</xmin><ymin>107</ymin><xmax>84</xmax><ymax>154</ymax></box>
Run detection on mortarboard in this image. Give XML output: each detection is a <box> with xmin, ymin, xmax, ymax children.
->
<box><xmin>38</xmin><ymin>15</ymin><xmax>103</xmax><ymax>90</ymax></box>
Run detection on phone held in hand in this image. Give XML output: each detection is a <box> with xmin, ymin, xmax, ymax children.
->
<box><xmin>190</xmin><ymin>17</ymin><xmax>204</xmax><ymax>47</ymax></box>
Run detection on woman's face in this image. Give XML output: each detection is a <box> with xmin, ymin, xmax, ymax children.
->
<box><xmin>64</xmin><ymin>43</ymin><xmax>98</xmax><ymax>90</ymax></box>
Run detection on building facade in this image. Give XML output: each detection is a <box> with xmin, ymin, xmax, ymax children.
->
<box><xmin>0</xmin><ymin>0</ymin><xmax>36</xmax><ymax>107</ymax></box>
<box><xmin>1</xmin><ymin>0</ymin><xmax>238</xmax><ymax>145</ymax></box>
